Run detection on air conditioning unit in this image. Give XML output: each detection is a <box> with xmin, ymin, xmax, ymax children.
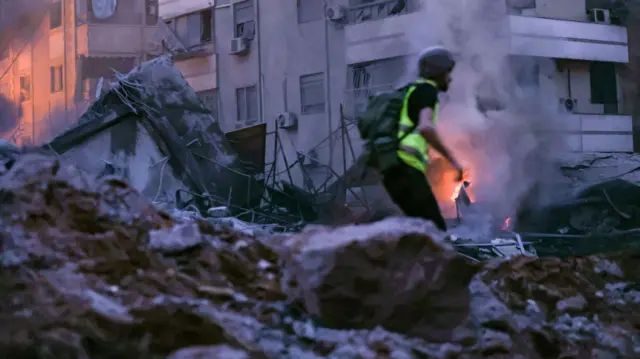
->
<box><xmin>588</xmin><ymin>8</ymin><xmax>610</xmax><ymax>24</ymax></box>
<box><xmin>230</xmin><ymin>37</ymin><xmax>250</xmax><ymax>55</ymax></box>
<box><xmin>276</xmin><ymin>112</ymin><xmax>298</xmax><ymax>130</ymax></box>
<box><xmin>325</xmin><ymin>5</ymin><xmax>347</xmax><ymax>22</ymax></box>
<box><xmin>560</xmin><ymin>98</ymin><xmax>577</xmax><ymax>112</ymax></box>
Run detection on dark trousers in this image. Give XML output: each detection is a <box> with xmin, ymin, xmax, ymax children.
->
<box><xmin>382</xmin><ymin>162</ymin><xmax>448</xmax><ymax>231</ymax></box>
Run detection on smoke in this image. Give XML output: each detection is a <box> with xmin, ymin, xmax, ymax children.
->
<box><xmin>405</xmin><ymin>0</ymin><xmax>568</xmax><ymax>223</ymax></box>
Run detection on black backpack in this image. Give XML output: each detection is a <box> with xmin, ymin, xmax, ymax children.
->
<box><xmin>356</xmin><ymin>84</ymin><xmax>416</xmax><ymax>172</ymax></box>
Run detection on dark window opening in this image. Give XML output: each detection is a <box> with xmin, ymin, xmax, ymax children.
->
<box><xmin>20</xmin><ymin>76</ymin><xmax>31</xmax><ymax>101</ymax></box>
<box><xmin>50</xmin><ymin>1</ymin><xmax>62</xmax><ymax>29</ymax></box>
<box><xmin>50</xmin><ymin>65</ymin><xmax>64</xmax><ymax>93</ymax></box>
<box><xmin>589</xmin><ymin>61</ymin><xmax>618</xmax><ymax>114</ymax></box>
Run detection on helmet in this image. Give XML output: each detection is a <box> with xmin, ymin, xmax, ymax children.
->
<box><xmin>417</xmin><ymin>46</ymin><xmax>456</xmax><ymax>78</ymax></box>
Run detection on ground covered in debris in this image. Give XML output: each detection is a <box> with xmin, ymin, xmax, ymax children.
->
<box><xmin>1</xmin><ymin>154</ymin><xmax>640</xmax><ymax>358</ymax></box>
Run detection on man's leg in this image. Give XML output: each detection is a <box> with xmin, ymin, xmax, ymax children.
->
<box><xmin>382</xmin><ymin>164</ymin><xmax>448</xmax><ymax>231</ymax></box>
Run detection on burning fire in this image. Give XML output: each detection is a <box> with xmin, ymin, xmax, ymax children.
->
<box><xmin>450</xmin><ymin>182</ymin><xmax>465</xmax><ymax>202</ymax></box>
<box><xmin>501</xmin><ymin>217</ymin><xmax>511</xmax><ymax>230</ymax></box>
<box><xmin>450</xmin><ymin>181</ymin><xmax>475</xmax><ymax>202</ymax></box>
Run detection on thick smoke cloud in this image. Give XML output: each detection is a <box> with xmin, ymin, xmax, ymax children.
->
<box><xmin>403</xmin><ymin>0</ymin><xmax>568</xmax><ymax>226</ymax></box>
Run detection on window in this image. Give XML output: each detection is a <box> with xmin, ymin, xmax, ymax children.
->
<box><xmin>236</xmin><ymin>85</ymin><xmax>258</xmax><ymax>125</ymax></box>
<box><xmin>19</xmin><ymin>76</ymin><xmax>31</xmax><ymax>101</ymax></box>
<box><xmin>0</xmin><ymin>0</ymin><xmax>8</xmax><ymax>25</ymax></box>
<box><xmin>50</xmin><ymin>1</ymin><xmax>62</xmax><ymax>29</ymax></box>
<box><xmin>298</xmin><ymin>0</ymin><xmax>323</xmax><ymax>23</ymax></box>
<box><xmin>146</xmin><ymin>0</ymin><xmax>159</xmax><ymax>25</ymax></box>
<box><xmin>165</xmin><ymin>9</ymin><xmax>213</xmax><ymax>48</ymax></box>
<box><xmin>590</xmin><ymin>61</ymin><xmax>617</xmax><ymax>104</ymax></box>
<box><xmin>300</xmin><ymin>73</ymin><xmax>325</xmax><ymax>114</ymax></box>
<box><xmin>234</xmin><ymin>1</ymin><xmax>255</xmax><ymax>39</ymax></box>
<box><xmin>50</xmin><ymin>65</ymin><xmax>64</xmax><ymax>93</ymax></box>
<box><xmin>197</xmin><ymin>89</ymin><xmax>219</xmax><ymax>118</ymax></box>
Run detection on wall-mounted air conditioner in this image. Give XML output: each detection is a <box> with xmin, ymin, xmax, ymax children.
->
<box><xmin>230</xmin><ymin>37</ymin><xmax>250</xmax><ymax>56</ymax></box>
<box><xmin>276</xmin><ymin>112</ymin><xmax>298</xmax><ymax>130</ymax></box>
<box><xmin>560</xmin><ymin>98</ymin><xmax>577</xmax><ymax>113</ymax></box>
<box><xmin>588</xmin><ymin>8</ymin><xmax>611</xmax><ymax>24</ymax></box>
<box><xmin>325</xmin><ymin>5</ymin><xmax>347</xmax><ymax>22</ymax></box>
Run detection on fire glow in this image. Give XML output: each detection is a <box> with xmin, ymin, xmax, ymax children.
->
<box><xmin>501</xmin><ymin>217</ymin><xmax>511</xmax><ymax>230</ymax></box>
<box><xmin>450</xmin><ymin>181</ymin><xmax>475</xmax><ymax>203</ymax></box>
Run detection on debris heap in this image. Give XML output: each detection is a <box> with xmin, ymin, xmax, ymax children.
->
<box><xmin>1</xmin><ymin>154</ymin><xmax>639</xmax><ymax>358</ymax></box>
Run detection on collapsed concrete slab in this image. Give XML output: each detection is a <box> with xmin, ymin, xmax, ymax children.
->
<box><xmin>44</xmin><ymin>56</ymin><xmax>262</xmax><ymax>213</ymax></box>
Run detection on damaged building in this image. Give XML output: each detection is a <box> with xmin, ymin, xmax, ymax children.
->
<box><xmin>147</xmin><ymin>0</ymin><xmax>637</xmax><ymax>223</ymax></box>
<box><xmin>0</xmin><ymin>0</ymin><xmax>159</xmax><ymax>144</ymax></box>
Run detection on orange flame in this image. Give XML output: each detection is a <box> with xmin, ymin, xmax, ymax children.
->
<box><xmin>501</xmin><ymin>217</ymin><xmax>511</xmax><ymax>230</ymax></box>
<box><xmin>450</xmin><ymin>181</ymin><xmax>475</xmax><ymax>203</ymax></box>
<box><xmin>450</xmin><ymin>182</ymin><xmax>464</xmax><ymax>201</ymax></box>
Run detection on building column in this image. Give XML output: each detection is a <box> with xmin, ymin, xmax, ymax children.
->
<box><xmin>627</xmin><ymin>5</ymin><xmax>640</xmax><ymax>152</ymax></box>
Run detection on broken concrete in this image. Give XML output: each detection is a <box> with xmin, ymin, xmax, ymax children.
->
<box><xmin>44</xmin><ymin>56</ymin><xmax>261</xmax><ymax>213</ymax></box>
<box><xmin>2</xmin><ymin>154</ymin><xmax>640</xmax><ymax>358</ymax></box>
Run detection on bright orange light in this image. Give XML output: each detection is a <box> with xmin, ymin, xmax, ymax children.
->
<box><xmin>450</xmin><ymin>181</ymin><xmax>474</xmax><ymax>203</ymax></box>
<box><xmin>501</xmin><ymin>217</ymin><xmax>511</xmax><ymax>230</ymax></box>
<box><xmin>450</xmin><ymin>182</ymin><xmax>464</xmax><ymax>201</ymax></box>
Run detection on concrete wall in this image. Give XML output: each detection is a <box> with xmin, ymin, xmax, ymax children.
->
<box><xmin>211</xmin><ymin>0</ymin><xmax>352</xmax><ymax>187</ymax></box>
<box><xmin>154</xmin><ymin>0</ymin><xmax>636</xmax><ymax>191</ymax></box>
<box><xmin>535</xmin><ymin>0</ymin><xmax>587</xmax><ymax>21</ymax></box>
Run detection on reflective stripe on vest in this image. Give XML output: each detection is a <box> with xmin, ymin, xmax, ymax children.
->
<box><xmin>397</xmin><ymin>79</ymin><xmax>439</xmax><ymax>173</ymax></box>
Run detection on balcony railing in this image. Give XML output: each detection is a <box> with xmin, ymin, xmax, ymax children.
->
<box><xmin>348</xmin><ymin>0</ymin><xmax>413</xmax><ymax>25</ymax></box>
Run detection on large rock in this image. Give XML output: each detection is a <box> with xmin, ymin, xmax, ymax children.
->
<box><xmin>277</xmin><ymin>217</ymin><xmax>480</xmax><ymax>342</ymax></box>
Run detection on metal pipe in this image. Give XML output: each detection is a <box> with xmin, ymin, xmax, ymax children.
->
<box><xmin>256</xmin><ymin>0</ymin><xmax>264</xmax><ymax>126</ymax></box>
<box><xmin>324</xmin><ymin>4</ymin><xmax>334</xmax><ymax>170</ymax></box>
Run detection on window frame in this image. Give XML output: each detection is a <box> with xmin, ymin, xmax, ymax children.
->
<box><xmin>300</xmin><ymin>72</ymin><xmax>326</xmax><ymax>115</ymax></box>
<box><xmin>236</xmin><ymin>85</ymin><xmax>259</xmax><ymax>125</ymax></box>
<box><xmin>50</xmin><ymin>65</ymin><xmax>64</xmax><ymax>93</ymax></box>
<box><xmin>233</xmin><ymin>0</ymin><xmax>255</xmax><ymax>40</ymax></box>
<box><xmin>19</xmin><ymin>75</ymin><xmax>31</xmax><ymax>101</ymax></box>
<box><xmin>50</xmin><ymin>1</ymin><xmax>63</xmax><ymax>30</ymax></box>
<box><xmin>164</xmin><ymin>8</ymin><xmax>213</xmax><ymax>48</ymax></box>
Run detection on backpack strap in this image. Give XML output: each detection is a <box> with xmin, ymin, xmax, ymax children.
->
<box><xmin>397</xmin><ymin>82</ymin><xmax>419</xmax><ymax>142</ymax></box>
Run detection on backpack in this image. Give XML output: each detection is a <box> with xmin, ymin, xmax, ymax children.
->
<box><xmin>356</xmin><ymin>84</ymin><xmax>416</xmax><ymax>173</ymax></box>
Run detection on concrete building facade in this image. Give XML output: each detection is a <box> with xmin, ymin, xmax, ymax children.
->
<box><xmin>0</xmin><ymin>0</ymin><xmax>158</xmax><ymax>144</ymax></box>
<box><xmin>151</xmin><ymin>0</ymin><xmax>636</xmax><ymax>187</ymax></box>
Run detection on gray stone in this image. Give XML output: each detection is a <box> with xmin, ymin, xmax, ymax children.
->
<box><xmin>556</xmin><ymin>295</ymin><xmax>587</xmax><ymax>313</ymax></box>
<box><xmin>166</xmin><ymin>345</ymin><xmax>249</xmax><ymax>359</ymax></box>
<box><xmin>469</xmin><ymin>278</ymin><xmax>516</xmax><ymax>332</ymax></box>
<box><xmin>278</xmin><ymin>217</ymin><xmax>479</xmax><ymax>342</ymax></box>
<box><xmin>477</xmin><ymin>329</ymin><xmax>513</xmax><ymax>354</ymax></box>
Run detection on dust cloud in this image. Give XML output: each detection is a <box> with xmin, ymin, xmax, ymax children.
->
<box><xmin>402</xmin><ymin>0</ymin><xmax>568</xmax><ymax>225</ymax></box>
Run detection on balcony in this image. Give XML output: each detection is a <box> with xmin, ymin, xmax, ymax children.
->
<box><xmin>77</xmin><ymin>24</ymin><xmax>156</xmax><ymax>56</ymax></box>
<box><xmin>344</xmin><ymin>85</ymin><xmax>633</xmax><ymax>153</ymax></box>
<box><xmin>345</xmin><ymin>7</ymin><xmax>628</xmax><ymax>64</ymax></box>
<box><xmin>347</xmin><ymin>0</ymin><xmax>414</xmax><ymax>25</ymax></box>
<box><xmin>557</xmin><ymin>113</ymin><xmax>633</xmax><ymax>153</ymax></box>
<box><xmin>509</xmin><ymin>15</ymin><xmax>628</xmax><ymax>63</ymax></box>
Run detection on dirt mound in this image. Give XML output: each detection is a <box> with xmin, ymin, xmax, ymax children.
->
<box><xmin>1</xmin><ymin>154</ymin><xmax>640</xmax><ymax>358</ymax></box>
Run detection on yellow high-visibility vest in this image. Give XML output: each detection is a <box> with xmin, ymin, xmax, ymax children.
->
<box><xmin>397</xmin><ymin>79</ymin><xmax>439</xmax><ymax>173</ymax></box>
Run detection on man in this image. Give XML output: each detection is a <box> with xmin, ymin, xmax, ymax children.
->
<box><xmin>381</xmin><ymin>46</ymin><xmax>464</xmax><ymax>231</ymax></box>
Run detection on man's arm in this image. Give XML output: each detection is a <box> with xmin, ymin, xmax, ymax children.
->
<box><xmin>417</xmin><ymin>107</ymin><xmax>464</xmax><ymax>174</ymax></box>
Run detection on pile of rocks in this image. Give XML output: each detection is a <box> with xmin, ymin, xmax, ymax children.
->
<box><xmin>1</xmin><ymin>154</ymin><xmax>639</xmax><ymax>358</ymax></box>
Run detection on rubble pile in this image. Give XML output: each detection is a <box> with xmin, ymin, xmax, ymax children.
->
<box><xmin>1</xmin><ymin>154</ymin><xmax>640</xmax><ymax>358</ymax></box>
